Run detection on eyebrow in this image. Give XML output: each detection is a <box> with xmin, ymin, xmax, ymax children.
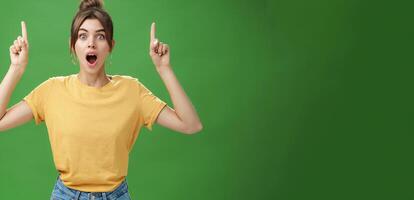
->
<box><xmin>79</xmin><ymin>28</ymin><xmax>105</xmax><ymax>33</ymax></box>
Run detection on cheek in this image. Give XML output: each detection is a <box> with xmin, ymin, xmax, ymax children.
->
<box><xmin>74</xmin><ymin>42</ymin><xmax>83</xmax><ymax>56</ymax></box>
<box><xmin>98</xmin><ymin>43</ymin><xmax>111</xmax><ymax>58</ymax></box>
<box><xmin>74</xmin><ymin>50</ymin><xmax>83</xmax><ymax>61</ymax></box>
<box><xmin>102</xmin><ymin>41</ymin><xmax>111</xmax><ymax>51</ymax></box>
<box><xmin>98</xmin><ymin>52</ymin><xmax>109</xmax><ymax>63</ymax></box>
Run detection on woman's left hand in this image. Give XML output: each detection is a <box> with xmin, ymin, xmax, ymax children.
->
<box><xmin>149</xmin><ymin>22</ymin><xmax>171</xmax><ymax>71</ymax></box>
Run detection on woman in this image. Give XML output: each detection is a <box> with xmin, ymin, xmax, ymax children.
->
<box><xmin>0</xmin><ymin>0</ymin><xmax>202</xmax><ymax>199</ymax></box>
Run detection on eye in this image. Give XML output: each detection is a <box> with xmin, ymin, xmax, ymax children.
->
<box><xmin>78</xmin><ymin>33</ymin><xmax>87</xmax><ymax>40</ymax></box>
<box><xmin>97</xmin><ymin>34</ymin><xmax>106</xmax><ymax>40</ymax></box>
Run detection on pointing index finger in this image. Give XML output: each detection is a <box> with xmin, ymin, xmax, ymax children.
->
<box><xmin>150</xmin><ymin>22</ymin><xmax>156</xmax><ymax>42</ymax></box>
<box><xmin>21</xmin><ymin>21</ymin><xmax>28</xmax><ymax>42</ymax></box>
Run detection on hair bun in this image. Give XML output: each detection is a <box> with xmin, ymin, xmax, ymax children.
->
<box><xmin>79</xmin><ymin>0</ymin><xmax>103</xmax><ymax>10</ymax></box>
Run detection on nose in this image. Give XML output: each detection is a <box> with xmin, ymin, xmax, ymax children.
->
<box><xmin>88</xmin><ymin>39</ymin><xmax>96</xmax><ymax>49</ymax></box>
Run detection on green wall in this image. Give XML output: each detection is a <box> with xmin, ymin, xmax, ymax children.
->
<box><xmin>0</xmin><ymin>0</ymin><xmax>412</xmax><ymax>199</ymax></box>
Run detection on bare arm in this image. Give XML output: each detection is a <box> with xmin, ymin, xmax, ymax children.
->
<box><xmin>0</xmin><ymin>67</ymin><xmax>25</xmax><ymax>119</ymax></box>
<box><xmin>148</xmin><ymin>22</ymin><xmax>202</xmax><ymax>134</ymax></box>
<box><xmin>155</xmin><ymin>69</ymin><xmax>203</xmax><ymax>134</ymax></box>
<box><xmin>0</xmin><ymin>101</ymin><xmax>33</xmax><ymax>132</ymax></box>
<box><xmin>0</xmin><ymin>21</ymin><xmax>32</xmax><ymax>131</ymax></box>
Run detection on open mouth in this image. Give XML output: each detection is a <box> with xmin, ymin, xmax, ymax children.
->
<box><xmin>86</xmin><ymin>54</ymin><xmax>97</xmax><ymax>65</ymax></box>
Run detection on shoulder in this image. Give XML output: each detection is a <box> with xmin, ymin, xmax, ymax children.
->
<box><xmin>113</xmin><ymin>74</ymin><xmax>139</xmax><ymax>82</ymax></box>
<box><xmin>35</xmin><ymin>75</ymin><xmax>72</xmax><ymax>90</ymax></box>
<box><xmin>113</xmin><ymin>74</ymin><xmax>138</xmax><ymax>82</ymax></box>
<box><xmin>47</xmin><ymin>74</ymin><xmax>72</xmax><ymax>84</ymax></box>
<box><xmin>111</xmin><ymin>74</ymin><xmax>143</xmax><ymax>87</ymax></box>
<box><xmin>33</xmin><ymin>76</ymin><xmax>60</xmax><ymax>88</ymax></box>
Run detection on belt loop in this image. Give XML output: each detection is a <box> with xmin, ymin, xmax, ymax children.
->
<box><xmin>102</xmin><ymin>192</ymin><xmax>108</xmax><ymax>200</ymax></box>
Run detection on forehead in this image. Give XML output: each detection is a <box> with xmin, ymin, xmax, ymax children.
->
<box><xmin>79</xmin><ymin>19</ymin><xmax>104</xmax><ymax>31</ymax></box>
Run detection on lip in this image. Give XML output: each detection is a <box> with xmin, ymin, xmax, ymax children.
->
<box><xmin>86</xmin><ymin>59</ymin><xmax>97</xmax><ymax>68</ymax></box>
<box><xmin>85</xmin><ymin>51</ymin><xmax>98</xmax><ymax>68</ymax></box>
<box><xmin>86</xmin><ymin>51</ymin><xmax>97</xmax><ymax>55</ymax></box>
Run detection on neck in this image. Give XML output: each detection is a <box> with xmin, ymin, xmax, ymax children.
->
<box><xmin>77</xmin><ymin>68</ymin><xmax>111</xmax><ymax>88</ymax></box>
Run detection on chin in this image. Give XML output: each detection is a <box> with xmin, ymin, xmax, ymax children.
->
<box><xmin>81</xmin><ymin>63</ymin><xmax>103</xmax><ymax>74</ymax></box>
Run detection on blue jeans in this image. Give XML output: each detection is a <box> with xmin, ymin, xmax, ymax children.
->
<box><xmin>50</xmin><ymin>176</ymin><xmax>132</xmax><ymax>200</ymax></box>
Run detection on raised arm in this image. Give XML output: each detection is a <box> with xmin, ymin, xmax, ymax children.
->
<box><xmin>0</xmin><ymin>21</ymin><xmax>33</xmax><ymax>132</ymax></box>
<box><xmin>148</xmin><ymin>22</ymin><xmax>203</xmax><ymax>134</ymax></box>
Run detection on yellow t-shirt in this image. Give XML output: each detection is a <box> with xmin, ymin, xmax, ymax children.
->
<box><xmin>23</xmin><ymin>74</ymin><xmax>167</xmax><ymax>192</ymax></box>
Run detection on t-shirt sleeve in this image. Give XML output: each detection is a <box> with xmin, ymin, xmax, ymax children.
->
<box><xmin>134</xmin><ymin>79</ymin><xmax>167</xmax><ymax>131</ymax></box>
<box><xmin>23</xmin><ymin>78</ymin><xmax>53</xmax><ymax>125</ymax></box>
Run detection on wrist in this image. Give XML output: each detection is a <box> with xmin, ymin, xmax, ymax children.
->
<box><xmin>156</xmin><ymin>65</ymin><xmax>172</xmax><ymax>74</ymax></box>
<box><xmin>9</xmin><ymin>64</ymin><xmax>25</xmax><ymax>76</ymax></box>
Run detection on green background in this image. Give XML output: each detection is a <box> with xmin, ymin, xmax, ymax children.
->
<box><xmin>0</xmin><ymin>0</ymin><xmax>413</xmax><ymax>199</ymax></box>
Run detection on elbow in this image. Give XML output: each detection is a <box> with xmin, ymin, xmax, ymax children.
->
<box><xmin>183</xmin><ymin>122</ymin><xmax>203</xmax><ymax>134</ymax></box>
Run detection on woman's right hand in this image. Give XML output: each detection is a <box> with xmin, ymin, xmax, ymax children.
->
<box><xmin>9</xmin><ymin>21</ymin><xmax>29</xmax><ymax>72</ymax></box>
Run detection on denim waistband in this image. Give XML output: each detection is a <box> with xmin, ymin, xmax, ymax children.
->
<box><xmin>54</xmin><ymin>176</ymin><xmax>129</xmax><ymax>199</ymax></box>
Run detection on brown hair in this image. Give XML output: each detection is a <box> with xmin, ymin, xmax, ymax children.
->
<box><xmin>70</xmin><ymin>0</ymin><xmax>114</xmax><ymax>54</ymax></box>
